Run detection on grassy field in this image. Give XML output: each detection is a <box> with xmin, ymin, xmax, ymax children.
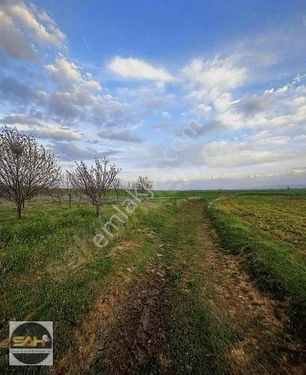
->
<box><xmin>208</xmin><ymin>192</ymin><xmax>306</xmax><ymax>334</ymax></box>
<box><xmin>0</xmin><ymin>189</ymin><xmax>305</xmax><ymax>373</ymax></box>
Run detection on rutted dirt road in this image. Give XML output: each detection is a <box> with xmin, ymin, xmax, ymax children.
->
<box><xmin>54</xmin><ymin>200</ymin><xmax>305</xmax><ymax>374</ymax></box>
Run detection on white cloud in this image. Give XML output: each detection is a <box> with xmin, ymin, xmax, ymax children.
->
<box><xmin>218</xmin><ymin>81</ymin><xmax>306</xmax><ymax>133</ymax></box>
<box><xmin>202</xmin><ymin>140</ymin><xmax>283</xmax><ymax>167</ymax></box>
<box><xmin>194</xmin><ymin>104</ymin><xmax>212</xmax><ymax>116</ymax></box>
<box><xmin>0</xmin><ymin>113</ymin><xmax>83</xmax><ymax>141</ymax></box>
<box><xmin>108</xmin><ymin>57</ymin><xmax>175</xmax><ymax>82</ymax></box>
<box><xmin>97</xmin><ymin>128</ymin><xmax>142</xmax><ymax>143</ymax></box>
<box><xmin>0</xmin><ymin>0</ymin><xmax>65</xmax><ymax>59</ymax></box>
<box><xmin>45</xmin><ymin>56</ymin><xmax>101</xmax><ymax>90</ymax></box>
<box><xmin>82</xmin><ymin>79</ymin><xmax>101</xmax><ymax>91</ymax></box>
<box><xmin>181</xmin><ymin>56</ymin><xmax>248</xmax><ymax>126</ymax></box>
<box><xmin>0</xmin><ymin>8</ymin><xmax>36</xmax><ymax>60</ymax></box>
<box><xmin>7</xmin><ymin>2</ymin><xmax>64</xmax><ymax>46</ymax></box>
<box><xmin>115</xmin><ymin>83</ymin><xmax>174</xmax><ymax>120</ymax></box>
<box><xmin>31</xmin><ymin>127</ymin><xmax>83</xmax><ymax>141</ymax></box>
<box><xmin>43</xmin><ymin>56</ymin><xmax>131</xmax><ymax>128</ymax></box>
<box><xmin>182</xmin><ymin>57</ymin><xmax>246</xmax><ymax>90</ymax></box>
<box><xmin>292</xmin><ymin>167</ymin><xmax>306</xmax><ymax>175</ymax></box>
<box><xmin>51</xmin><ymin>142</ymin><xmax>120</xmax><ymax>161</ymax></box>
<box><xmin>201</xmin><ymin>133</ymin><xmax>306</xmax><ymax>172</ymax></box>
<box><xmin>45</xmin><ymin>58</ymin><xmax>82</xmax><ymax>83</ymax></box>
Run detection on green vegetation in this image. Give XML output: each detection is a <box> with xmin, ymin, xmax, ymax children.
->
<box><xmin>163</xmin><ymin>201</ymin><xmax>239</xmax><ymax>374</ymax></box>
<box><xmin>207</xmin><ymin>192</ymin><xmax>306</xmax><ymax>333</ymax></box>
<box><xmin>89</xmin><ymin>199</ymin><xmax>240</xmax><ymax>374</ymax></box>
<box><xmin>0</xmin><ymin>198</ymin><xmax>166</xmax><ymax>370</ymax></box>
<box><xmin>0</xmin><ymin>189</ymin><xmax>305</xmax><ymax>372</ymax></box>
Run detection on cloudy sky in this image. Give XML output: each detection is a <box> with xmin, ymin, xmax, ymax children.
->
<box><xmin>1</xmin><ymin>0</ymin><xmax>306</xmax><ymax>189</ymax></box>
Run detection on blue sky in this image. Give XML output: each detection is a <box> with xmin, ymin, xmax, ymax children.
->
<box><xmin>1</xmin><ymin>0</ymin><xmax>306</xmax><ymax>188</ymax></box>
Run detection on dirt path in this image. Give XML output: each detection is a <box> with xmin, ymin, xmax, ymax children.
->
<box><xmin>53</xmin><ymin>201</ymin><xmax>305</xmax><ymax>374</ymax></box>
<box><xmin>94</xmin><ymin>260</ymin><xmax>171</xmax><ymax>373</ymax></box>
<box><xmin>196</xmin><ymin>211</ymin><xmax>305</xmax><ymax>374</ymax></box>
<box><xmin>54</xmin><ymin>254</ymin><xmax>171</xmax><ymax>374</ymax></box>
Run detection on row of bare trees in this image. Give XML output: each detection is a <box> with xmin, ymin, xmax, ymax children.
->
<box><xmin>47</xmin><ymin>173</ymin><xmax>73</xmax><ymax>207</ymax></box>
<box><xmin>0</xmin><ymin>126</ymin><xmax>153</xmax><ymax>218</ymax></box>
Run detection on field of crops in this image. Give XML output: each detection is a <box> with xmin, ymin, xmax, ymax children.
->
<box><xmin>213</xmin><ymin>193</ymin><xmax>306</xmax><ymax>258</ymax></box>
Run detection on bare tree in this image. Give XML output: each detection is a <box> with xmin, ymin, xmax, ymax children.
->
<box><xmin>76</xmin><ymin>189</ymin><xmax>84</xmax><ymax>207</ymax></box>
<box><xmin>49</xmin><ymin>172</ymin><xmax>78</xmax><ymax>209</ymax></box>
<box><xmin>0</xmin><ymin>127</ymin><xmax>61</xmax><ymax>218</ymax></box>
<box><xmin>125</xmin><ymin>181</ymin><xmax>134</xmax><ymax>191</ymax></box>
<box><xmin>47</xmin><ymin>173</ymin><xmax>65</xmax><ymax>206</ymax></box>
<box><xmin>135</xmin><ymin>176</ymin><xmax>153</xmax><ymax>193</ymax></box>
<box><xmin>68</xmin><ymin>157</ymin><xmax>120</xmax><ymax>216</ymax></box>
<box><xmin>48</xmin><ymin>186</ymin><xmax>64</xmax><ymax>206</ymax></box>
<box><xmin>112</xmin><ymin>178</ymin><xmax>121</xmax><ymax>200</ymax></box>
<box><xmin>64</xmin><ymin>171</ymin><xmax>74</xmax><ymax>208</ymax></box>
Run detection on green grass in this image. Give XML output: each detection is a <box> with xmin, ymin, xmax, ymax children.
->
<box><xmin>153</xmin><ymin>188</ymin><xmax>306</xmax><ymax>200</ymax></box>
<box><xmin>163</xmin><ymin>200</ymin><xmax>239</xmax><ymax>374</ymax></box>
<box><xmin>207</xmin><ymin>193</ymin><xmax>306</xmax><ymax>335</ymax></box>
<box><xmin>1</xmin><ymin>189</ymin><xmax>305</xmax><ymax>372</ymax></box>
<box><xmin>213</xmin><ymin>194</ymin><xmax>306</xmax><ymax>257</ymax></box>
<box><xmin>0</xmin><ymin>198</ymin><xmax>170</xmax><ymax>371</ymax></box>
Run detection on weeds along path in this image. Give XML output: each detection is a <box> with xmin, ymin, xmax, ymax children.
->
<box><xmin>159</xmin><ymin>200</ymin><xmax>304</xmax><ymax>374</ymax></box>
<box><xmin>193</xmin><ymin>205</ymin><xmax>305</xmax><ymax>374</ymax></box>
<box><xmin>55</xmin><ymin>200</ymin><xmax>305</xmax><ymax>374</ymax></box>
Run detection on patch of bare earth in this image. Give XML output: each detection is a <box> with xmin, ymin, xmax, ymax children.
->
<box><xmin>97</xmin><ymin>253</ymin><xmax>172</xmax><ymax>374</ymax></box>
<box><xmin>198</xmin><ymin>213</ymin><xmax>306</xmax><ymax>375</ymax></box>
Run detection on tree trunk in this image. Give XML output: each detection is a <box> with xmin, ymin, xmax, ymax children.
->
<box><xmin>68</xmin><ymin>194</ymin><xmax>72</xmax><ymax>209</ymax></box>
<box><xmin>17</xmin><ymin>203</ymin><xmax>22</xmax><ymax>219</ymax></box>
<box><xmin>96</xmin><ymin>204</ymin><xmax>100</xmax><ymax>216</ymax></box>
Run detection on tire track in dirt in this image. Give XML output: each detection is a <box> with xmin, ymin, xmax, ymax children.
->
<box><xmin>53</xmin><ymin>241</ymin><xmax>141</xmax><ymax>374</ymax></box>
<box><xmin>53</xmin><ymin>201</ymin><xmax>305</xmax><ymax>374</ymax></box>
<box><xmin>54</xmin><ymin>282</ymin><xmax>130</xmax><ymax>375</ymax></box>
<box><xmin>93</xmin><ymin>260</ymin><xmax>171</xmax><ymax>374</ymax></box>
<box><xmin>53</xmin><ymin>233</ymin><xmax>171</xmax><ymax>374</ymax></box>
<box><xmin>197</xmin><ymin>208</ymin><xmax>306</xmax><ymax>375</ymax></box>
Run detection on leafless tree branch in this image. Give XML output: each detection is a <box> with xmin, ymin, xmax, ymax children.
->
<box><xmin>0</xmin><ymin>126</ymin><xmax>61</xmax><ymax>218</ymax></box>
<box><xmin>68</xmin><ymin>157</ymin><xmax>121</xmax><ymax>215</ymax></box>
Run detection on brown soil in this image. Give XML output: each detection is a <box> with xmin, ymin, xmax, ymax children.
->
<box><xmin>54</xmin><ymin>286</ymin><xmax>128</xmax><ymax>374</ymax></box>
<box><xmin>98</xmin><ymin>260</ymin><xmax>171</xmax><ymax>374</ymax></box>
<box><xmin>196</xmin><ymin>213</ymin><xmax>306</xmax><ymax>375</ymax></box>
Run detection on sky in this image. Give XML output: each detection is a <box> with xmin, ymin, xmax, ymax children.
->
<box><xmin>1</xmin><ymin>0</ymin><xmax>306</xmax><ymax>189</ymax></box>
